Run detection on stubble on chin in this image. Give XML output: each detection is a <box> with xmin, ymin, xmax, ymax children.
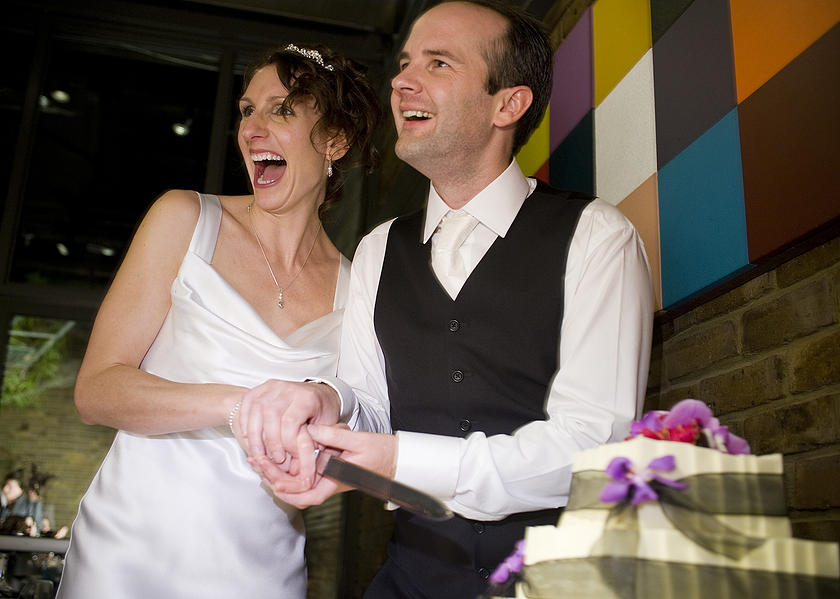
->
<box><xmin>393</xmin><ymin>136</ymin><xmax>425</xmax><ymax>170</ymax></box>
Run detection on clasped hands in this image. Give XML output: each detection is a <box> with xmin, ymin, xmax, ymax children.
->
<box><xmin>230</xmin><ymin>379</ymin><xmax>397</xmax><ymax>509</ymax></box>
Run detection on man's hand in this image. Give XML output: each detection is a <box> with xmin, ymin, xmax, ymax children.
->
<box><xmin>259</xmin><ymin>424</ymin><xmax>398</xmax><ymax>509</ymax></box>
<box><xmin>238</xmin><ymin>380</ymin><xmax>341</xmax><ymax>488</ymax></box>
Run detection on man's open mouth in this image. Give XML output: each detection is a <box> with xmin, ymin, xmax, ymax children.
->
<box><xmin>402</xmin><ymin>110</ymin><xmax>433</xmax><ymax>121</ymax></box>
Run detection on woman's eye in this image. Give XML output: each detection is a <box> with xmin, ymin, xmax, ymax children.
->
<box><xmin>273</xmin><ymin>104</ymin><xmax>294</xmax><ymax>117</ymax></box>
<box><xmin>240</xmin><ymin>105</ymin><xmax>254</xmax><ymax>117</ymax></box>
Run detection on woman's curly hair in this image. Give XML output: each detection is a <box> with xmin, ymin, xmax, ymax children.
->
<box><xmin>242</xmin><ymin>44</ymin><xmax>382</xmax><ymax>219</ymax></box>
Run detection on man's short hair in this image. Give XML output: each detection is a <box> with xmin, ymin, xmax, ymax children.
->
<box><xmin>443</xmin><ymin>0</ymin><xmax>553</xmax><ymax>155</ymax></box>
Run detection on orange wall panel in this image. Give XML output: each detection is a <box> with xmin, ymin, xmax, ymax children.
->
<box><xmin>731</xmin><ymin>0</ymin><xmax>840</xmax><ymax>102</ymax></box>
<box><xmin>617</xmin><ymin>173</ymin><xmax>662</xmax><ymax>309</ymax></box>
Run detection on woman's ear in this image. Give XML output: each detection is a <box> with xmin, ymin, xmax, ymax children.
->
<box><xmin>326</xmin><ymin>132</ymin><xmax>350</xmax><ymax>162</ymax></box>
<box><xmin>493</xmin><ymin>85</ymin><xmax>533</xmax><ymax>129</ymax></box>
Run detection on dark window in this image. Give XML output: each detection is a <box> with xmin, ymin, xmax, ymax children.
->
<box><xmin>10</xmin><ymin>43</ymin><xmax>217</xmax><ymax>288</ymax></box>
<box><xmin>0</xmin><ymin>29</ymin><xmax>34</xmax><ymax>218</ymax></box>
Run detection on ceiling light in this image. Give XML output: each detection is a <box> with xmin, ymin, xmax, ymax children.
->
<box><xmin>50</xmin><ymin>89</ymin><xmax>71</xmax><ymax>103</ymax></box>
<box><xmin>172</xmin><ymin>118</ymin><xmax>192</xmax><ymax>136</ymax></box>
<box><xmin>86</xmin><ymin>242</ymin><xmax>115</xmax><ymax>257</ymax></box>
<box><xmin>56</xmin><ymin>243</ymin><xmax>69</xmax><ymax>256</ymax></box>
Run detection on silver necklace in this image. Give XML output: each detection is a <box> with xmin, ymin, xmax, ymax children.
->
<box><xmin>247</xmin><ymin>201</ymin><xmax>321</xmax><ymax>308</ymax></box>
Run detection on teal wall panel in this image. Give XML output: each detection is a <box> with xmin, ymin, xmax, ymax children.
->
<box><xmin>549</xmin><ymin>110</ymin><xmax>595</xmax><ymax>194</ymax></box>
<box><xmin>658</xmin><ymin>109</ymin><xmax>749</xmax><ymax>307</ymax></box>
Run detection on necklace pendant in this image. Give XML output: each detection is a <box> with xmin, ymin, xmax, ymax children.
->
<box><xmin>278</xmin><ymin>291</ymin><xmax>285</xmax><ymax>309</ymax></box>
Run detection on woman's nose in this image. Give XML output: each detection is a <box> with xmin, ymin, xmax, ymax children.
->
<box><xmin>241</xmin><ymin>113</ymin><xmax>268</xmax><ymax>140</ymax></box>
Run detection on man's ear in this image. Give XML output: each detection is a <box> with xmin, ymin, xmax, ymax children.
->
<box><xmin>493</xmin><ymin>85</ymin><xmax>533</xmax><ymax>128</ymax></box>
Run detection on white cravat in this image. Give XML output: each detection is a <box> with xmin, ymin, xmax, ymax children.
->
<box><xmin>431</xmin><ymin>210</ymin><xmax>479</xmax><ymax>298</ymax></box>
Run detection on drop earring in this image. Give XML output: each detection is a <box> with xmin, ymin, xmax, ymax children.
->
<box><xmin>327</xmin><ymin>159</ymin><xmax>333</xmax><ymax>178</ymax></box>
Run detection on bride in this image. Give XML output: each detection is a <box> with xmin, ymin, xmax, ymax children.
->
<box><xmin>56</xmin><ymin>43</ymin><xmax>381</xmax><ymax>598</ymax></box>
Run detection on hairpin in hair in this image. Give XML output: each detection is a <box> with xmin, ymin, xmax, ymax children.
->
<box><xmin>284</xmin><ymin>44</ymin><xmax>334</xmax><ymax>71</ymax></box>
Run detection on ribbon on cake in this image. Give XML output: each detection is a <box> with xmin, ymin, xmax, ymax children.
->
<box><xmin>566</xmin><ymin>455</ymin><xmax>787</xmax><ymax>560</ymax></box>
<box><xmin>516</xmin><ymin>456</ymin><xmax>831</xmax><ymax>598</ymax></box>
<box><xmin>521</xmin><ymin>555</ymin><xmax>840</xmax><ymax>599</ymax></box>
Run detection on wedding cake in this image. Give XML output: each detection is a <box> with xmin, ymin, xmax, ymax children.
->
<box><xmin>487</xmin><ymin>400</ymin><xmax>840</xmax><ymax>598</ymax></box>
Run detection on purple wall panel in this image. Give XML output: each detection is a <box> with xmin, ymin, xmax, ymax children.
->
<box><xmin>550</xmin><ymin>8</ymin><xmax>593</xmax><ymax>153</ymax></box>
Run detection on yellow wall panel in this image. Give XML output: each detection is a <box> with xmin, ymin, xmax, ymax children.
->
<box><xmin>731</xmin><ymin>0</ymin><xmax>840</xmax><ymax>102</ymax></box>
<box><xmin>593</xmin><ymin>0</ymin><xmax>652</xmax><ymax>106</ymax></box>
<box><xmin>516</xmin><ymin>107</ymin><xmax>550</xmax><ymax>177</ymax></box>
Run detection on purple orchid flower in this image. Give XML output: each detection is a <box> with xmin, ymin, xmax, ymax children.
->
<box><xmin>629</xmin><ymin>410</ymin><xmax>665</xmax><ymax>436</ymax></box>
<box><xmin>661</xmin><ymin>399</ymin><xmax>711</xmax><ymax>428</ymax></box>
<box><xmin>600</xmin><ymin>455</ymin><xmax>688</xmax><ymax>505</ymax></box>
<box><xmin>658</xmin><ymin>399</ymin><xmax>751</xmax><ymax>455</ymax></box>
<box><xmin>489</xmin><ymin>539</ymin><xmax>526</xmax><ymax>584</ymax></box>
<box><xmin>707</xmin><ymin>424</ymin><xmax>751</xmax><ymax>455</ymax></box>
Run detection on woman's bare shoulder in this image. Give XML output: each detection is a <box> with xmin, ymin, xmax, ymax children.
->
<box><xmin>148</xmin><ymin>189</ymin><xmax>202</xmax><ymax>220</ymax></box>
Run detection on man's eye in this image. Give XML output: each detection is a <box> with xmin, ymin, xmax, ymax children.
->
<box><xmin>434</xmin><ymin>60</ymin><xmax>449</xmax><ymax>68</ymax></box>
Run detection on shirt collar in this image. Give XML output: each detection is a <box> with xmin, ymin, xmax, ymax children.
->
<box><xmin>422</xmin><ymin>159</ymin><xmax>536</xmax><ymax>243</ymax></box>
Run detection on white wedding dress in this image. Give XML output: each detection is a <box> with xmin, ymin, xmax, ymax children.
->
<box><xmin>57</xmin><ymin>193</ymin><xmax>350</xmax><ymax>599</ymax></box>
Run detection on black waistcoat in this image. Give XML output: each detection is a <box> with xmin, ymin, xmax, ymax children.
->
<box><xmin>372</xmin><ymin>183</ymin><xmax>592</xmax><ymax>598</ymax></box>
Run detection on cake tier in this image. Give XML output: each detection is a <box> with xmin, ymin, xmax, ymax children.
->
<box><xmin>564</xmin><ymin>437</ymin><xmax>791</xmax><ymax>538</ymax></box>
<box><xmin>518</xmin><ymin>524</ymin><xmax>839</xmax><ymax>599</ymax></box>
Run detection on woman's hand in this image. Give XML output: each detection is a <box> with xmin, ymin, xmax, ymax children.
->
<box><xmin>260</xmin><ymin>424</ymin><xmax>397</xmax><ymax>509</ymax></box>
<box><xmin>237</xmin><ymin>380</ymin><xmax>341</xmax><ymax>487</ymax></box>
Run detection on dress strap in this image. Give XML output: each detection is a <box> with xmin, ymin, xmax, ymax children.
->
<box><xmin>189</xmin><ymin>193</ymin><xmax>223</xmax><ymax>262</ymax></box>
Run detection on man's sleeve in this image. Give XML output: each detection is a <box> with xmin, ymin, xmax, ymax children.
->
<box><xmin>333</xmin><ymin>220</ymin><xmax>395</xmax><ymax>434</ymax></box>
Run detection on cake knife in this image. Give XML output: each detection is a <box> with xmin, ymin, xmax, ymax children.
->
<box><xmin>319</xmin><ymin>453</ymin><xmax>453</xmax><ymax>522</ymax></box>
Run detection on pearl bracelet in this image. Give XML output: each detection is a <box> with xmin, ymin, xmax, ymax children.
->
<box><xmin>228</xmin><ymin>400</ymin><xmax>242</xmax><ymax>435</ymax></box>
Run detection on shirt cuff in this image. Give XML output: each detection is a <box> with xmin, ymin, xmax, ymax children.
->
<box><xmin>303</xmin><ymin>376</ymin><xmax>358</xmax><ymax>427</ymax></box>
<box><xmin>394</xmin><ymin>431</ymin><xmax>461</xmax><ymax>499</ymax></box>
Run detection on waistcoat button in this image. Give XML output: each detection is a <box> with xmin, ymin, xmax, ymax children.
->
<box><xmin>451</xmin><ymin>370</ymin><xmax>464</xmax><ymax>383</ymax></box>
<box><xmin>478</xmin><ymin>567</ymin><xmax>490</xmax><ymax>580</ymax></box>
<box><xmin>459</xmin><ymin>419</ymin><xmax>472</xmax><ymax>432</ymax></box>
<box><xmin>448</xmin><ymin>319</ymin><xmax>460</xmax><ymax>332</ymax></box>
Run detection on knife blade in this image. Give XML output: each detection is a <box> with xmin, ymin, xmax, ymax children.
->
<box><xmin>320</xmin><ymin>454</ymin><xmax>452</xmax><ymax>521</ymax></box>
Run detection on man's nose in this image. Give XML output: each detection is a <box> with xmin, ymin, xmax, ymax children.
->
<box><xmin>391</xmin><ymin>63</ymin><xmax>421</xmax><ymax>94</ymax></box>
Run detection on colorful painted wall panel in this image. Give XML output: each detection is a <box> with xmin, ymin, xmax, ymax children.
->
<box><xmin>651</xmin><ymin>0</ymin><xmax>694</xmax><ymax>43</ymax></box>
<box><xmin>592</xmin><ymin>0</ymin><xmax>652</xmax><ymax>105</ymax></box>
<box><xmin>658</xmin><ymin>109</ymin><xmax>750</xmax><ymax>307</ymax></box>
<box><xmin>616</xmin><ymin>173</ymin><xmax>662</xmax><ymax>308</ymax></box>
<box><xmin>537</xmin><ymin>0</ymin><xmax>839</xmax><ymax>310</ymax></box>
<box><xmin>549</xmin><ymin>110</ymin><xmax>594</xmax><ymax>194</ymax></box>
<box><xmin>594</xmin><ymin>49</ymin><xmax>657</xmax><ymax>205</ymax></box>
<box><xmin>739</xmin><ymin>21</ymin><xmax>840</xmax><ymax>262</ymax></box>
<box><xmin>550</xmin><ymin>8</ymin><xmax>593</xmax><ymax>151</ymax></box>
<box><xmin>730</xmin><ymin>0</ymin><xmax>840</xmax><ymax>103</ymax></box>
<box><xmin>653</xmin><ymin>0</ymin><xmax>736</xmax><ymax>168</ymax></box>
<box><xmin>517</xmin><ymin>107</ymin><xmax>550</xmax><ymax>177</ymax></box>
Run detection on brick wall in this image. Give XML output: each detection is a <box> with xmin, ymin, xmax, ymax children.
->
<box><xmin>645</xmin><ymin>234</ymin><xmax>840</xmax><ymax>542</ymax></box>
<box><xmin>0</xmin><ymin>377</ymin><xmax>114</xmax><ymax>530</ymax></box>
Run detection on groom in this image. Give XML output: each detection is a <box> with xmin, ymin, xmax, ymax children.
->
<box><xmin>252</xmin><ymin>1</ymin><xmax>654</xmax><ymax>597</ymax></box>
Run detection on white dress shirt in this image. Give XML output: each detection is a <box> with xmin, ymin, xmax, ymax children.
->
<box><xmin>331</xmin><ymin>159</ymin><xmax>654</xmax><ymax>521</ymax></box>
